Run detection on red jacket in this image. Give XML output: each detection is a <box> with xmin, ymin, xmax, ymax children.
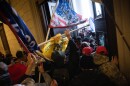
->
<box><xmin>8</xmin><ymin>63</ymin><xmax>27</xmax><ymax>84</ymax></box>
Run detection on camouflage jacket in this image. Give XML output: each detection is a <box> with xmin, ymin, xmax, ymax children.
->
<box><xmin>93</xmin><ymin>54</ymin><xmax>128</xmax><ymax>86</ymax></box>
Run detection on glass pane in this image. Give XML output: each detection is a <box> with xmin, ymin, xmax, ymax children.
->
<box><xmin>95</xmin><ymin>2</ymin><xmax>102</xmax><ymax>16</ymax></box>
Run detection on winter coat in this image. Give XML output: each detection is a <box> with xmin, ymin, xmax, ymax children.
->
<box><xmin>93</xmin><ymin>54</ymin><xmax>128</xmax><ymax>86</ymax></box>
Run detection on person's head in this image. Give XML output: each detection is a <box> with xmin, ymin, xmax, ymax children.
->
<box><xmin>0</xmin><ymin>52</ymin><xmax>4</xmax><ymax>62</ymax></box>
<box><xmin>5</xmin><ymin>53</ymin><xmax>12</xmax><ymax>57</ymax></box>
<box><xmin>93</xmin><ymin>54</ymin><xmax>109</xmax><ymax>65</ymax></box>
<box><xmin>81</xmin><ymin>42</ymin><xmax>90</xmax><ymax>51</ymax></box>
<box><xmin>51</xmin><ymin>50</ymin><xmax>65</xmax><ymax>68</ymax></box>
<box><xmin>96</xmin><ymin>46</ymin><xmax>108</xmax><ymax>55</ymax></box>
<box><xmin>16</xmin><ymin>51</ymin><xmax>27</xmax><ymax>62</ymax></box>
<box><xmin>94</xmin><ymin>47</ymin><xmax>109</xmax><ymax>65</ymax></box>
<box><xmin>3</xmin><ymin>56</ymin><xmax>12</xmax><ymax>65</ymax></box>
<box><xmin>16</xmin><ymin>51</ymin><xmax>24</xmax><ymax>59</ymax></box>
<box><xmin>75</xmin><ymin>36</ymin><xmax>82</xmax><ymax>46</ymax></box>
<box><xmin>3</xmin><ymin>53</ymin><xmax>12</xmax><ymax>65</ymax></box>
<box><xmin>83</xmin><ymin>37</ymin><xmax>90</xmax><ymax>42</ymax></box>
<box><xmin>91</xmin><ymin>32</ymin><xmax>96</xmax><ymax>37</ymax></box>
<box><xmin>0</xmin><ymin>62</ymin><xmax>11</xmax><ymax>85</ymax></box>
<box><xmin>82</xmin><ymin>47</ymin><xmax>93</xmax><ymax>56</ymax></box>
<box><xmin>76</xmin><ymin>36</ymin><xmax>81</xmax><ymax>41</ymax></box>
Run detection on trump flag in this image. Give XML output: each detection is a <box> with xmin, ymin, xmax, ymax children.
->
<box><xmin>49</xmin><ymin>0</ymin><xmax>84</xmax><ymax>28</ymax></box>
<box><xmin>0</xmin><ymin>0</ymin><xmax>40</xmax><ymax>52</ymax></box>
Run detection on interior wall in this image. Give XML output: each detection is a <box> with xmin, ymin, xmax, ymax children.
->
<box><xmin>113</xmin><ymin>0</ymin><xmax>130</xmax><ymax>82</ymax></box>
<box><xmin>0</xmin><ymin>37</ymin><xmax>5</xmax><ymax>54</ymax></box>
<box><xmin>0</xmin><ymin>24</ymin><xmax>7</xmax><ymax>55</ymax></box>
<box><xmin>3</xmin><ymin>0</ymin><xmax>45</xmax><ymax>56</ymax></box>
<box><xmin>10</xmin><ymin>0</ymin><xmax>45</xmax><ymax>43</ymax></box>
<box><xmin>4</xmin><ymin>24</ymin><xmax>21</xmax><ymax>57</ymax></box>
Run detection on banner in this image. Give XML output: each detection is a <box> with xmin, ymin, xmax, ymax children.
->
<box><xmin>49</xmin><ymin>0</ymin><xmax>83</xmax><ymax>28</ymax></box>
<box><xmin>0</xmin><ymin>0</ymin><xmax>40</xmax><ymax>52</ymax></box>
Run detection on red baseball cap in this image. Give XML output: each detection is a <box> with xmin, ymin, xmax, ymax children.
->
<box><xmin>82</xmin><ymin>47</ymin><xmax>93</xmax><ymax>56</ymax></box>
<box><xmin>96</xmin><ymin>46</ymin><xmax>108</xmax><ymax>55</ymax></box>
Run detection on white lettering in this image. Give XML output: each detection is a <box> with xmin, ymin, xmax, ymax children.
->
<box><xmin>25</xmin><ymin>35</ymin><xmax>36</xmax><ymax>48</ymax></box>
<box><xmin>12</xmin><ymin>24</ymin><xmax>19</xmax><ymax>32</ymax></box>
<box><xmin>25</xmin><ymin>35</ymin><xmax>31</xmax><ymax>42</ymax></box>
<box><xmin>29</xmin><ymin>41</ymin><xmax>35</xmax><ymax>47</ymax></box>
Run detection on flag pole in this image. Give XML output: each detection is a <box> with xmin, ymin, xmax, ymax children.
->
<box><xmin>70</xmin><ymin>24</ymin><xmax>89</xmax><ymax>33</ymax></box>
<box><xmin>45</xmin><ymin>27</ymin><xmax>50</xmax><ymax>41</ymax></box>
<box><xmin>38</xmin><ymin>25</ymin><xmax>89</xmax><ymax>47</ymax></box>
<box><xmin>0</xmin><ymin>11</ymin><xmax>30</xmax><ymax>53</ymax></box>
<box><xmin>39</xmin><ymin>1</ymin><xmax>59</xmax><ymax>81</ymax></box>
<box><xmin>45</xmin><ymin>1</ymin><xmax>59</xmax><ymax>41</ymax></box>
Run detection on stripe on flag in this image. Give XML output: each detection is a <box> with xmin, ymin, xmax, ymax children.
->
<box><xmin>49</xmin><ymin>0</ymin><xmax>83</xmax><ymax>28</ymax></box>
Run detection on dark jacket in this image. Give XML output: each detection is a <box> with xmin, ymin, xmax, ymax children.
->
<box><xmin>80</xmin><ymin>55</ymin><xmax>96</xmax><ymax>69</ymax></box>
<box><xmin>65</xmin><ymin>39</ymin><xmax>80</xmax><ymax>78</ymax></box>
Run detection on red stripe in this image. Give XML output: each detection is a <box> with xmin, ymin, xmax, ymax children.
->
<box><xmin>53</xmin><ymin>14</ymin><xmax>66</xmax><ymax>25</ymax></box>
<box><xmin>50</xmin><ymin>19</ymin><xmax>64</xmax><ymax>28</ymax></box>
<box><xmin>77</xmin><ymin>14</ymin><xmax>82</xmax><ymax>20</ymax></box>
<box><xmin>49</xmin><ymin>19</ymin><xmax>87</xmax><ymax>28</ymax></box>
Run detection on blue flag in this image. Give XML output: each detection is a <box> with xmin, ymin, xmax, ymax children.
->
<box><xmin>0</xmin><ymin>0</ymin><xmax>40</xmax><ymax>51</ymax></box>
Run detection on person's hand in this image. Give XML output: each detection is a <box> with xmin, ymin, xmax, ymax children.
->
<box><xmin>111</xmin><ymin>56</ymin><xmax>118</xmax><ymax>66</ymax></box>
<box><xmin>38</xmin><ymin>63</ymin><xmax>44</xmax><ymax>73</ymax></box>
<box><xmin>64</xmin><ymin>29</ymin><xmax>71</xmax><ymax>40</ymax></box>
<box><xmin>27</xmin><ymin>53</ymin><xmax>37</xmax><ymax>65</ymax></box>
<box><xmin>25</xmin><ymin>53</ymin><xmax>36</xmax><ymax>75</ymax></box>
<box><xmin>50</xmin><ymin>79</ymin><xmax>58</xmax><ymax>86</ymax></box>
<box><xmin>27</xmin><ymin>53</ymin><xmax>34</xmax><ymax>65</ymax></box>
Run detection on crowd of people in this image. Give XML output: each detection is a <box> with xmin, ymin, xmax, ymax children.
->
<box><xmin>0</xmin><ymin>29</ymin><xmax>128</xmax><ymax>86</ymax></box>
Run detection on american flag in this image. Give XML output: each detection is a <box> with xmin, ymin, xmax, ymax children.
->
<box><xmin>49</xmin><ymin>0</ymin><xmax>83</xmax><ymax>28</ymax></box>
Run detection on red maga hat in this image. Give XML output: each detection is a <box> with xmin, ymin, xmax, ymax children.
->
<box><xmin>82</xmin><ymin>47</ymin><xmax>93</xmax><ymax>56</ymax></box>
<box><xmin>96</xmin><ymin>46</ymin><xmax>108</xmax><ymax>55</ymax></box>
